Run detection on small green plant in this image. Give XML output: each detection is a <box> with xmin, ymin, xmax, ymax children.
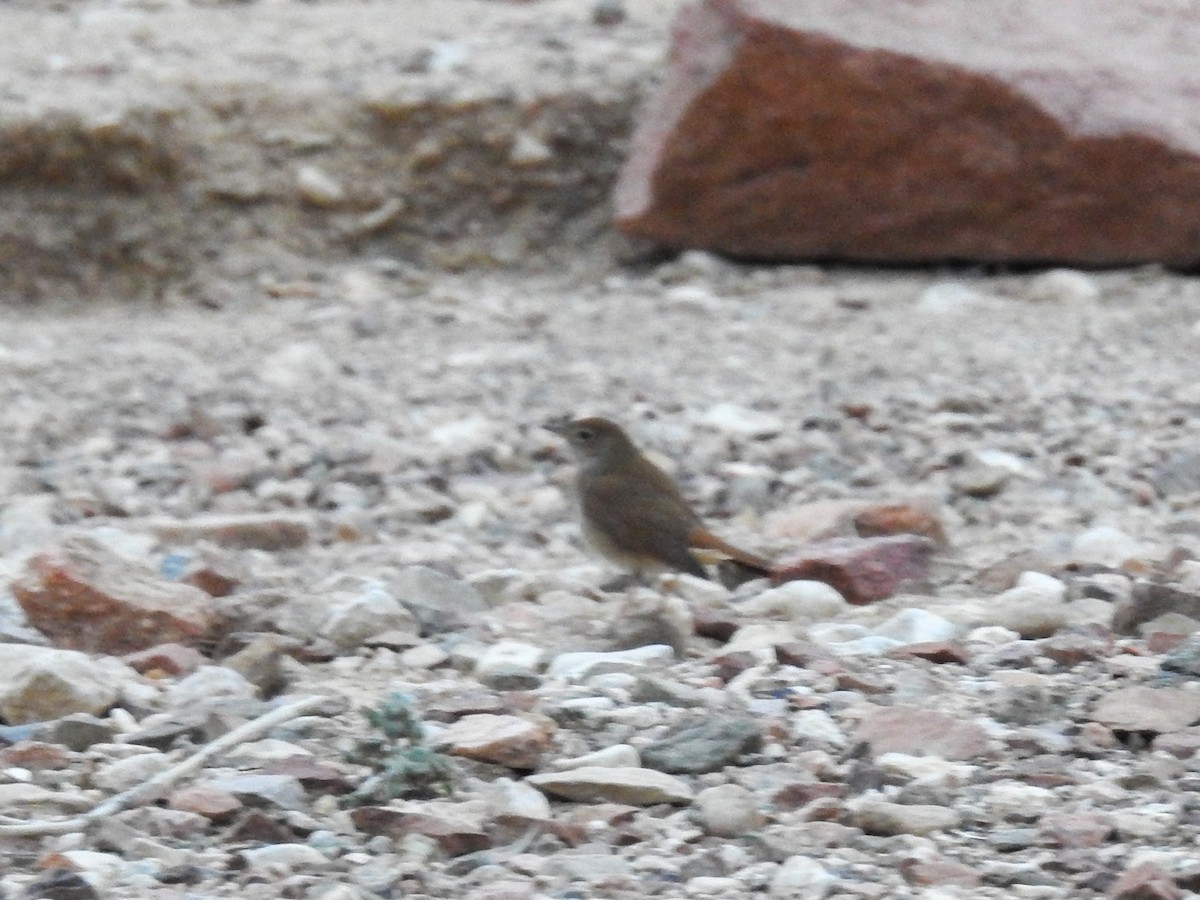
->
<box><xmin>341</xmin><ymin>693</ymin><xmax>456</xmax><ymax>805</ymax></box>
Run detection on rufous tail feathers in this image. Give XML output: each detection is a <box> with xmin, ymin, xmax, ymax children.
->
<box><xmin>687</xmin><ymin>527</ymin><xmax>773</xmax><ymax>576</ymax></box>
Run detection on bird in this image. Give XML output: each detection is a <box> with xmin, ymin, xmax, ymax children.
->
<box><xmin>544</xmin><ymin>415</ymin><xmax>773</xmax><ymax>582</ymax></box>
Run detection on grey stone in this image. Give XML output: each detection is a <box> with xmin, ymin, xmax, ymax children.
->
<box><xmin>526</xmin><ymin>766</ymin><xmax>694</xmax><ymax>805</ymax></box>
<box><xmin>42</xmin><ymin>713</ymin><xmax>119</xmax><ymax>751</ymax></box>
<box><xmin>324</xmin><ymin>581</ymin><xmax>419</xmax><ymax>650</ymax></box>
<box><xmin>200</xmin><ymin>774</ymin><xmax>308</xmax><ymax>810</ymax></box>
<box><xmin>1162</xmin><ymin>633</ymin><xmax>1200</xmax><ymax>676</ymax></box>
<box><xmin>847</xmin><ymin>793</ymin><xmax>962</xmax><ymax>835</ymax></box>
<box><xmin>390</xmin><ymin>566</ymin><xmax>487</xmax><ymax>634</ymax></box>
<box><xmin>641</xmin><ymin>716</ymin><xmax>763</xmax><ymax>774</ymax></box>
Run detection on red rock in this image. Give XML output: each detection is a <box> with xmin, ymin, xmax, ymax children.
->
<box><xmin>1040</xmin><ymin>631</ymin><xmax>1112</xmax><ymax>667</ymax></box>
<box><xmin>1039</xmin><ymin>810</ymin><xmax>1114</xmax><ymax>849</ymax></box>
<box><xmin>855</xmin><ymin>706</ymin><xmax>992</xmax><ymax>760</ymax></box>
<box><xmin>773</xmin><ymin>639</ymin><xmax>835</xmax><ymax>668</ymax></box>
<box><xmin>11</xmin><ymin>536</ymin><xmax>224</xmax><ymax>654</ymax></box>
<box><xmin>773</xmin><ymin>536</ymin><xmax>934</xmax><ymax>604</ymax></box>
<box><xmin>710</xmin><ymin>650</ymin><xmax>760</xmax><ymax>682</ymax></box>
<box><xmin>770</xmin><ymin>781</ymin><xmax>844</xmax><ymax>811</ymax></box>
<box><xmin>0</xmin><ymin>742</ymin><xmax>75</xmax><ymax>770</ymax></box>
<box><xmin>552</xmin><ymin>803</ymin><xmax>640</xmax><ymax>847</ymax></box>
<box><xmin>169</xmin><ymin>786</ymin><xmax>242</xmax><ymax>823</ymax></box>
<box><xmin>149</xmin><ymin>513</ymin><xmax>311</xmax><ymax>550</ymax></box>
<box><xmin>123</xmin><ymin>643</ymin><xmax>208</xmax><ymax>678</ymax></box>
<box><xmin>1108</xmin><ymin>862</ymin><xmax>1183</xmax><ymax>900</ymax></box>
<box><xmin>800</xmin><ymin>796</ymin><xmax>842</xmax><ymax>822</ymax></box>
<box><xmin>854</xmin><ymin>504</ymin><xmax>946</xmax><ymax>545</ymax></box>
<box><xmin>183</xmin><ymin>565</ymin><xmax>240</xmax><ymax>598</ymax></box>
<box><xmin>901</xmin><ymin>859</ymin><xmax>982</xmax><ymax>888</ymax></box>
<box><xmin>692</xmin><ymin>605</ymin><xmax>739</xmax><ymax>641</ymax></box>
<box><xmin>348</xmin><ymin>808</ymin><xmax>490</xmax><ymax>856</ymax></box>
<box><xmin>433</xmin><ymin>714</ymin><xmax>550</xmax><ymax>770</ymax></box>
<box><xmin>223</xmin><ymin>810</ymin><xmax>292</xmax><ymax>843</ymax></box>
<box><xmin>833</xmin><ymin>671</ymin><xmax>886</xmax><ymax>694</ymax></box>
<box><xmin>616</xmin><ymin>0</ymin><xmax>1200</xmax><ymax>266</ymax></box>
<box><xmin>889</xmin><ymin>641</ymin><xmax>969</xmax><ymax>665</ymax></box>
<box><xmin>560</xmin><ymin>802</ymin><xmax>640</xmax><ymax>829</ymax></box>
<box><xmin>1146</xmin><ymin>631</ymin><xmax>1189</xmax><ymax>654</ymax></box>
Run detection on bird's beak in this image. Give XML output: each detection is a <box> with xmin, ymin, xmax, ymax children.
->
<box><xmin>542</xmin><ymin>415</ymin><xmax>572</xmax><ymax>435</ymax></box>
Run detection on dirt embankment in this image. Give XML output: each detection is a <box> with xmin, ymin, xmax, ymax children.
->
<box><xmin>0</xmin><ymin>0</ymin><xmax>679</xmax><ymax>303</ymax></box>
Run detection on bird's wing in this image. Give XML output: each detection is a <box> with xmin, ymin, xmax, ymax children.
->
<box><xmin>579</xmin><ymin>465</ymin><xmax>707</xmax><ymax>577</ymax></box>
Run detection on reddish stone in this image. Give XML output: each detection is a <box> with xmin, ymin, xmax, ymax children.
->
<box><xmin>854</xmin><ymin>504</ymin><xmax>946</xmax><ymax>545</ymax></box>
<box><xmin>616</xmin><ymin>0</ymin><xmax>1200</xmax><ymax>266</ymax></box>
<box><xmin>855</xmin><ymin>706</ymin><xmax>992</xmax><ymax>760</ymax></box>
<box><xmin>11</xmin><ymin>536</ymin><xmax>224</xmax><ymax>654</ymax></box>
<box><xmin>800</xmin><ymin>796</ymin><xmax>843</xmax><ymax>822</ymax></box>
<box><xmin>169</xmin><ymin>786</ymin><xmax>243</xmax><ymax>823</ymax></box>
<box><xmin>889</xmin><ymin>641</ymin><xmax>969</xmax><ymax>665</ymax></box>
<box><xmin>1040</xmin><ymin>631</ymin><xmax>1112</xmax><ymax>667</ymax></box>
<box><xmin>0</xmin><ymin>742</ymin><xmax>75</xmax><ymax>770</ymax></box>
<box><xmin>692</xmin><ymin>605</ymin><xmax>739</xmax><ymax>641</ymax></box>
<box><xmin>1108</xmin><ymin>862</ymin><xmax>1183</xmax><ymax>900</ymax></box>
<box><xmin>124</xmin><ymin>643</ymin><xmax>208</xmax><ymax>678</ymax></box>
<box><xmin>183</xmin><ymin>565</ymin><xmax>240</xmax><ymax>598</ymax></box>
<box><xmin>563</xmin><ymin>803</ymin><xmax>640</xmax><ymax>828</ymax></box>
<box><xmin>901</xmin><ymin>860</ymin><xmax>982</xmax><ymax>889</ymax></box>
<box><xmin>710</xmin><ymin>650</ymin><xmax>760</xmax><ymax>682</ymax></box>
<box><xmin>833</xmin><ymin>671</ymin><xmax>887</xmax><ymax>694</ymax></box>
<box><xmin>774</xmin><ymin>639</ymin><xmax>835</xmax><ymax>668</ymax></box>
<box><xmin>348</xmin><ymin>808</ymin><xmax>490</xmax><ymax>856</ymax></box>
<box><xmin>773</xmin><ymin>536</ymin><xmax>934</xmax><ymax>605</ymax></box>
<box><xmin>1039</xmin><ymin>811</ymin><xmax>1114</xmax><ymax>849</ymax></box>
<box><xmin>771</xmin><ymin>781</ymin><xmax>844</xmax><ymax>811</ymax></box>
<box><xmin>150</xmin><ymin>513</ymin><xmax>311</xmax><ymax>551</ymax></box>
<box><xmin>1146</xmin><ymin>631</ymin><xmax>1188</xmax><ymax>654</ymax></box>
<box><xmin>433</xmin><ymin>714</ymin><xmax>550</xmax><ymax>770</ymax></box>
<box><xmin>223</xmin><ymin>810</ymin><xmax>292</xmax><ymax>843</ymax></box>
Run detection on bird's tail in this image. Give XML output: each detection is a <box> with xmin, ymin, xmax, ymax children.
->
<box><xmin>687</xmin><ymin>527</ymin><xmax>774</xmax><ymax>577</ymax></box>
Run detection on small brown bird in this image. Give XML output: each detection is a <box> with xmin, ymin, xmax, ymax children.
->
<box><xmin>545</xmin><ymin>416</ymin><xmax>773</xmax><ymax>581</ymax></box>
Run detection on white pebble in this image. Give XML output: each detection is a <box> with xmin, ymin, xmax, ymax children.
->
<box><xmin>739</xmin><ymin>581</ymin><xmax>847</xmax><ymax>623</ymax></box>
<box><xmin>917</xmin><ymin>282</ymin><xmax>987</xmax><ymax>313</ymax></box>
<box><xmin>1026</xmin><ymin>268</ymin><xmax>1100</xmax><ymax>303</ymax></box>
<box><xmin>873</xmin><ymin>608</ymin><xmax>958</xmax><ymax>645</ymax></box>
<box><xmin>295</xmin><ymin>165</ymin><xmax>345</xmax><ymax>207</ymax></box>
<box><xmin>769</xmin><ymin>855</ymin><xmax>834</xmax><ymax>898</ymax></box>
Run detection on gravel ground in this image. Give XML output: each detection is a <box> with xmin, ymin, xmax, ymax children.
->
<box><xmin>3</xmin><ymin>258</ymin><xmax>1200</xmax><ymax>898</ymax></box>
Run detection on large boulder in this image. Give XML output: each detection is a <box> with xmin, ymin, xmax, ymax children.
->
<box><xmin>616</xmin><ymin>0</ymin><xmax>1200</xmax><ymax>265</ymax></box>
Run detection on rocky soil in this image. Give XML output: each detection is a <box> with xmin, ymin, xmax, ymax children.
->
<box><xmin>4</xmin><ymin>2</ymin><xmax>1200</xmax><ymax>900</ymax></box>
<box><xmin>4</xmin><ymin>258</ymin><xmax>1200</xmax><ymax>899</ymax></box>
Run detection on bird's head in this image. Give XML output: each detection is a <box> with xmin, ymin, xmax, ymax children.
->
<box><xmin>544</xmin><ymin>415</ymin><xmax>638</xmax><ymax>470</ymax></box>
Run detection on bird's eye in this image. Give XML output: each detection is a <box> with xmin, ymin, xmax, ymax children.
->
<box><xmin>575</xmin><ymin>428</ymin><xmax>593</xmax><ymax>442</ymax></box>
